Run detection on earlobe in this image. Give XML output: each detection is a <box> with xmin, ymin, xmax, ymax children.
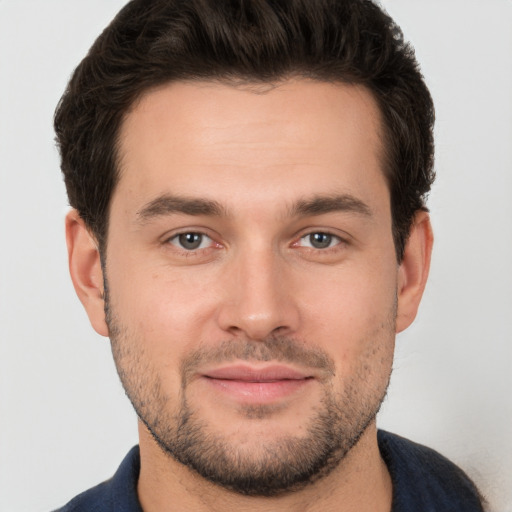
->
<box><xmin>65</xmin><ymin>210</ymin><xmax>109</xmax><ymax>337</ymax></box>
<box><xmin>396</xmin><ymin>211</ymin><xmax>433</xmax><ymax>333</ymax></box>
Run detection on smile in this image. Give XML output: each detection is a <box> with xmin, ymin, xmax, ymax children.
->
<box><xmin>201</xmin><ymin>364</ymin><xmax>314</xmax><ymax>403</ymax></box>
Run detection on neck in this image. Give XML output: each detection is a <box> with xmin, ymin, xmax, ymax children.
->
<box><xmin>137</xmin><ymin>421</ymin><xmax>392</xmax><ymax>512</ymax></box>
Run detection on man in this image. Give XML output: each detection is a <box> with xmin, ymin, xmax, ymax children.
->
<box><xmin>53</xmin><ymin>0</ymin><xmax>484</xmax><ymax>510</ymax></box>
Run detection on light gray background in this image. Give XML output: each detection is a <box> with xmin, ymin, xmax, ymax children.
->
<box><xmin>1</xmin><ymin>1</ymin><xmax>511</xmax><ymax>510</ymax></box>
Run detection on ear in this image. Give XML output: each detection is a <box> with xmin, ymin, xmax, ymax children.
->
<box><xmin>65</xmin><ymin>210</ymin><xmax>109</xmax><ymax>337</ymax></box>
<box><xmin>396</xmin><ymin>211</ymin><xmax>433</xmax><ymax>333</ymax></box>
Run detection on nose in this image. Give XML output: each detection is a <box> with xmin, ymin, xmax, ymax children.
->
<box><xmin>216</xmin><ymin>247</ymin><xmax>301</xmax><ymax>340</ymax></box>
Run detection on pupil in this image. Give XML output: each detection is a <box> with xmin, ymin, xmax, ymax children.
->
<box><xmin>311</xmin><ymin>233</ymin><xmax>331</xmax><ymax>249</ymax></box>
<box><xmin>179</xmin><ymin>233</ymin><xmax>202</xmax><ymax>250</ymax></box>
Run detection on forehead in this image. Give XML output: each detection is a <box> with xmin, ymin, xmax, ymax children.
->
<box><xmin>115</xmin><ymin>79</ymin><xmax>388</xmax><ymax>215</ymax></box>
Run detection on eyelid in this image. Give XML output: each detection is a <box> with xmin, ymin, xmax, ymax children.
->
<box><xmin>161</xmin><ymin>227</ymin><xmax>222</xmax><ymax>252</ymax></box>
<box><xmin>168</xmin><ymin>232</ymin><xmax>213</xmax><ymax>250</ymax></box>
<box><xmin>161</xmin><ymin>226</ymin><xmax>212</xmax><ymax>242</ymax></box>
<box><xmin>298</xmin><ymin>232</ymin><xmax>342</xmax><ymax>249</ymax></box>
<box><xmin>293</xmin><ymin>228</ymin><xmax>350</xmax><ymax>245</ymax></box>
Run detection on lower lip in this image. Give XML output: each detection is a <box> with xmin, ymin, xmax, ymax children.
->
<box><xmin>202</xmin><ymin>377</ymin><xmax>311</xmax><ymax>403</ymax></box>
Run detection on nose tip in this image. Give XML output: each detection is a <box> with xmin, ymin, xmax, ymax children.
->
<box><xmin>223</xmin><ymin>309</ymin><xmax>288</xmax><ymax>341</ymax></box>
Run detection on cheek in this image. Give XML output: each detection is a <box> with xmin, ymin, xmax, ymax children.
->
<box><xmin>108</xmin><ymin>262</ymin><xmax>221</xmax><ymax>349</ymax></box>
<box><xmin>298</xmin><ymin>262</ymin><xmax>397</xmax><ymax>359</ymax></box>
<box><xmin>106</xmin><ymin>268</ymin><xmax>217</xmax><ymax>397</ymax></box>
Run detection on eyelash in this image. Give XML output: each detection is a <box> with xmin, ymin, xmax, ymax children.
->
<box><xmin>165</xmin><ymin>231</ymin><xmax>218</xmax><ymax>255</ymax></box>
<box><xmin>295</xmin><ymin>232</ymin><xmax>344</xmax><ymax>251</ymax></box>
<box><xmin>164</xmin><ymin>229</ymin><xmax>347</xmax><ymax>256</ymax></box>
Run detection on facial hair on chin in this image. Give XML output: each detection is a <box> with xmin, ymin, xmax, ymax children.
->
<box><xmin>104</xmin><ymin>281</ymin><xmax>395</xmax><ymax>496</ymax></box>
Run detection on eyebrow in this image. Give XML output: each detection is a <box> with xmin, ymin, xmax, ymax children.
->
<box><xmin>290</xmin><ymin>194</ymin><xmax>372</xmax><ymax>218</ymax></box>
<box><xmin>135</xmin><ymin>192</ymin><xmax>372</xmax><ymax>223</ymax></box>
<box><xmin>136</xmin><ymin>194</ymin><xmax>226</xmax><ymax>222</ymax></box>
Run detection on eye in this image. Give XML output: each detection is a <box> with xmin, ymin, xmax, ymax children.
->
<box><xmin>169</xmin><ymin>232</ymin><xmax>213</xmax><ymax>251</ymax></box>
<box><xmin>298</xmin><ymin>232</ymin><xmax>341</xmax><ymax>249</ymax></box>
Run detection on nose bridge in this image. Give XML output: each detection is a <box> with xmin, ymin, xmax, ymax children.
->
<box><xmin>217</xmin><ymin>242</ymin><xmax>299</xmax><ymax>340</ymax></box>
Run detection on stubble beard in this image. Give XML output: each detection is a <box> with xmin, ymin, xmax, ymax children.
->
<box><xmin>105</xmin><ymin>291</ymin><xmax>395</xmax><ymax>497</ymax></box>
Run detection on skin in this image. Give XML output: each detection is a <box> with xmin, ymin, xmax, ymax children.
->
<box><xmin>66</xmin><ymin>80</ymin><xmax>433</xmax><ymax>512</ymax></box>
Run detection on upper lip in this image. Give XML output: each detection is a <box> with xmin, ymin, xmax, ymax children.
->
<box><xmin>203</xmin><ymin>364</ymin><xmax>311</xmax><ymax>382</ymax></box>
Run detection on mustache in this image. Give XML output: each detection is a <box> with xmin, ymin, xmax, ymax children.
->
<box><xmin>180</xmin><ymin>336</ymin><xmax>336</xmax><ymax>383</ymax></box>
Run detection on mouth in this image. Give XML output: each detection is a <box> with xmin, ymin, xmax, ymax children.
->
<box><xmin>200</xmin><ymin>364</ymin><xmax>314</xmax><ymax>403</ymax></box>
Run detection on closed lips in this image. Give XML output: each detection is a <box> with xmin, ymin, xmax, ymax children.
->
<box><xmin>203</xmin><ymin>365</ymin><xmax>312</xmax><ymax>382</ymax></box>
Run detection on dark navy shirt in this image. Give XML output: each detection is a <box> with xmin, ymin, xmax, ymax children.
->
<box><xmin>54</xmin><ymin>430</ymin><xmax>484</xmax><ymax>511</ymax></box>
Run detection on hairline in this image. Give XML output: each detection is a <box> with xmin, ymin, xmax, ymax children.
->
<box><xmin>98</xmin><ymin>76</ymin><xmax>397</xmax><ymax>256</ymax></box>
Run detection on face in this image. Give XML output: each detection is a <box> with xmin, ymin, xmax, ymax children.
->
<box><xmin>103</xmin><ymin>80</ymin><xmax>400</xmax><ymax>495</ymax></box>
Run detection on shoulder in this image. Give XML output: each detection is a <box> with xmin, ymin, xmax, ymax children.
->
<box><xmin>378</xmin><ymin>430</ymin><xmax>485</xmax><ymax>512</ymax></box>
<box><xmin>53</xmin><ymin>479</ymin><xmax>114</xmax><ymax>512</ymax></box>
<box><xmin>52</xmin><ymin>446</ymin><xmax>142</xmax><ymax>512</ymax></box>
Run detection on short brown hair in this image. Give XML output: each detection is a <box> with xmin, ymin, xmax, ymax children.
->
<box><xmin>54</xmin><ymin>0</ymin><xmax>435</xmax><ymax>260</ymax></box>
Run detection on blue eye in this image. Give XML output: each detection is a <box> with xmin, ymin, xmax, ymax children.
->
<box><xmin>170</xmin><ymin>232</ymin><xmax>212</xmax><ymax>250</ymax></box>
<box><xmin>300</xmin><ymin>232</ymin><xmax>340</xmax><ymax>249</ymax></box>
